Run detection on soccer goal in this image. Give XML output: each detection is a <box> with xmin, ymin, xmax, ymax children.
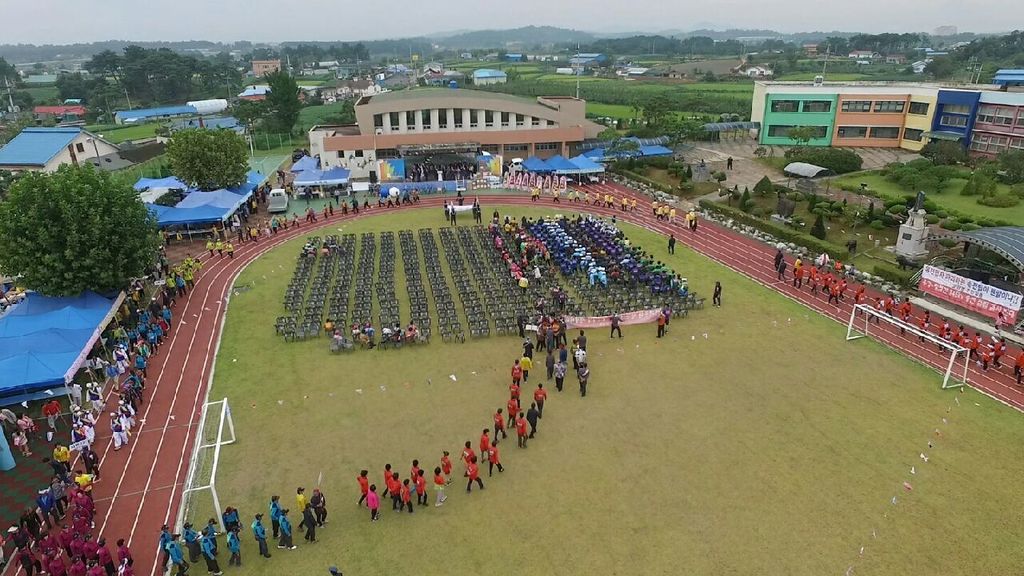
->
<box><xmin>846</xmin><ymin>304</ymin><xmax>969</xmax><ymax>389</ymax></box>
<box><xmin>177</xmin><ymin>398</ymin><xmax>236</xmax><ymax>533</ymax></box>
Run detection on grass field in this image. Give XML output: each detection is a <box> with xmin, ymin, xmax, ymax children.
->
<box><xmin>206</xmin><ymin>206</ymin><xmax>1024</xmax><ymax>576</ymax></box>
<box><xmin>87</xmin><ymin>122</ymin><xmax>161</xmax><ymax>143</ymax></box>
<box><xmin>835</xmin><ymin>172</ymin><xmax>1024</xmax><ymax>223</ymax></box>
<box><xmin>22</xmin><ymin>84</ymin><xmax>59</xmax><ymax>103</ymax></box>
<box><xmin>298</xmin><ymin>102</ymin><xmax>350</xmax><ymax>130</ymax></box>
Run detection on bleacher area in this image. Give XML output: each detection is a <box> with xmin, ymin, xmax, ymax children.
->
<box><xmin>272</xmin><ymin>219</ymin><xmax>702</xmax><ymax>349</ymax></box>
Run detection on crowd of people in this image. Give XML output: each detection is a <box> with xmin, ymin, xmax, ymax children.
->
<box><xmin>405</xmin><ymin>160</ymin><xmax>476</xmax><ymax>182</ymax></box>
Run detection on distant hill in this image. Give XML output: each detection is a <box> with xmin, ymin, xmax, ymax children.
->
<box><xmin>438</xmin><ymin>26</ymin><xmax>594</xmax><ymax>49</ymax></box>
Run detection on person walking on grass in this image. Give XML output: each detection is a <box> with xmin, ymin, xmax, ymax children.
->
<box><xmin>554</xmin><ymin>360</ymin><xmax>566</xmax><ymax>392</ymax></box>
<box><xmin>713</xmin><ymin>281</ymin><xmax>722</xmax><ymax>307</ymax></box>
<box><xmin>367</xmin><ymin>485</ymin><xmax>380</xmax><ymax>522</ymax></box>
<box><xmin>381</xmin><ymin>464</ymin><xmax>394</xmax><ymax>499</ymax></box>
<box><xmin>389</xmin><ymin>473</ymin><xmax>402</xmax><ymax>511</ymax></box>
<box><xmin>493</xmin><ymin>408</ymin><xmax>507</xmax><ymax>440</ymax></box>
<box><xmin>182</xmin><ymin>523</ymin><xmax>200</xmax><ymax>563</ymax></box>
<box><xmin>166</xmin><ymin>535</ymin><xmax>188</xmax><ymax>576</ymax></box>
<box><xmin>511</xmin><ymin>359</ymin><xmax>523</xmax><ymax>386</ymax></box>
<box><xmin>526</xmin><ymin>403</ymin><xmax>540</xmax><ymax>438</ymax></box>
<box><xmin>251</xmin><ymin>514</ymin><xmax>271</xmax><ymax>559</ymax></box>
<box><xmin>311</xmin><ymin>488</ymin><xmax>327</xmax><ymax>527</ymax></box>
<box><xmin>534</xmin><ymin>384</ymin><xmax>547</xmax><ymax>418</ymax></box>
<box><xmin>227</xmin><ymin>527</ymin><xmax>241</xmax><ymax>567</ymax></box>
<box><xmin>545</xmin><ymin>350</ymin><xmax>555</xmax><ymax>380</ymax></box>
<box><xmin>356</xmin><ymin>471</ymin><xmax>369</xmax><ymax>506</ymax></box>
<box><xmin>277</xmin><ymin>510</ymin><xmax>295</xmax><ymax>550</ymax></box>
<box><xmin>433</xmin><ymin>467</ymin><xmax>447</xmax><ymax>506</ymax></box>
<box><xmin>269</xmin><ymin>496</ymin><xmax>282</xmax><ymax>539</ymax></box>
<box><xmin>415</xmin><ymin>469</ymin><xmax>428</xmax><ymax>506</ymax></box>
<box><xmin>400</xmin><ymin>479</ymin><xmax>414</xmax><ymax>514</ymax></box>
<box><xmin>520</xmin><ymin>354</ymin><xmax>532</xmax><ymax>383</ymax></box>
<box><xmin>466</xmin><ymin>456</ymin><xmax>484</xmax><ymax>493</ymax></box>
<box><xmin>507</xmin><ymin>396</ymin><xmax>519</xmax><ymax>429</ymax></box>
<box><xmin>302</xmin><ymin>504</ymin><xmax>317</xmax><ymax>543</ymax></box>
<box><xmin>578</xmin><ymin>362</ymin><xmax>590</xmax><ymax>397</ymax></box>
<box><xmin>516</xmin><ymin>412</ymin><xmax>528</xmax><ymax>448</ymax></box>
<box><xmin>488</xmin><ymin>440</ymin><xmax>504</xmax><ymax>476</ymax></box>
<box><xmin>441</xmin><ymin>452</ymin><xmax>453</xmax><ymax>485</ymax></box>
<box><xmin>200</xmin><ymin>528</ymin><xmax>222</xmax><ymax>575</ymax></box>
<box><xmin>479</xmin><ymin>430</ymin><xmax>491</xmax><ymax>466</ymax></box>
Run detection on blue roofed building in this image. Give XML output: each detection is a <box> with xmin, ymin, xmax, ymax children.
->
<box><xmin>472</xmin><ymin>69</ymin><xmax>508</xmax><ymax>86</ymax></box>
<box><xmin>169</xmin><ymin>116</ymin><xmax>245</xmax><ymax>134</ymax></box>
<box><xmin>504</xmin><ymin>53</ymin><xmax>525</xmax><ymax>62</ymax></box>
<box><xmin>0</xmin><ymin>127</ymin><xmax>119</xmax><ymax>173</ymax></box>
<box><xmin>993</xmin><ymin>69</ymin><xmax>1024</xmax><ymax>89</ymax></box>
<box><xmin>570</xmin><ymin>53</ymin><xmax>608</xmax><ymax>67</ymax></box>
<box><xmin>114</xmin><ymin>104</ymin><xmax>197</xmax><ymax>125</ymax></box>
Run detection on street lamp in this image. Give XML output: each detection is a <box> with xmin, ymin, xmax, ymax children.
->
<box><xmin>86</xmin><ymin>137</ymin><xmax>100</xmax><ymax>163</ymax></box>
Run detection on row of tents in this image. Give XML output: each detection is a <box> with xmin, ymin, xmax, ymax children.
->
<box><xmin>520</xmin><ymin>154</ymin><xmax>605</xmax><ymax>175</ymax></box>
<box><xmin>290</xmin><ymin>155</ymin><xmax>351</xmax><ymax>187</ymax></box>
<box><xmin>134</xmin><ymin>170</ymin><xmax>268</xmax><ymax>228</ymax></box>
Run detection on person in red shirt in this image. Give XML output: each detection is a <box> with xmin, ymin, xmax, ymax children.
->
<box><xmin>968</xmin><ymin>333</ymin><xmax>980</xmax><ymax>359</ymax></box>
<box><xmin>792</xmin><ymin>266</ymin><xmax>804</xmax><ymax>289</ymax></box>
<box><xmin>488</xmin><ymin>440</ymin><xmax>504</xmax><ymax>476</ymax></box>
<box><xmin>533</xmin><ymin>384</ymin><xmax>548</xmax><ymax>418</ymax></box>
<box><xmin>414</xmin><ymin>469</ymin><xmax>427</xmax><ymax>506</ymax></box>
<box><xmin>479</xmin><ymin>429</ymin><xmax>491</xmax><ymax>461</ymax></box>
<box><xmin>461</xmin><ymin>440</ymin><xmax>476</xmax><ymax>477</ymax></box>
<box><xmin>515</xmin><ymin>412</ymin><xmax>528</xmax><ymax>448</ymax></box>
<box><xmin>853</xmin><ymin>285</ymin><xmax>865</xmax><ymax>306</ymax></box>
<box><xmin>511</xmin><ymin>359</ymin><xmax>523</xmax><ymax>385</ymax></box>
<box><xmin>493</xmin><ymin>408</ymin><xmax>507</xmax><ymax>439</ymax></box>
<box><xmin>97</xmin><ymin>537</ymin><xmax>115</xmax><ymax>575</ymax></box>
<box><xmin>507</xmin><ymin>396</ymin><xmax>519</xmax><ymax>428</ymax></box>
<box><xmin>400</xmin><ymin>479</ymin><xmax>413</xmax><ymax>513</ymax></box>
<box><xmin>808</xmin><ymin>267</ymin><xmax>819</xmax><ymax>294</ymax></box>
<box><xmin>1014</xmin><ymin>350</ymin><xmax>1024</xmax><ymax>385</ymax></box>
<box><xmin>47</xmin><ymin>553</ymin><xmax>68</xmax><ymax>576</ymax></box>
<box><xmin>993</xmin><ymin>338</ymin><xmax>1007</xmax><ymax>368</ymax></box>
<box><xmin>42</xmin><ymin>399</ymin><xmax>62</xmax><ymax>433</ymax></box>
<box><xmin>838</xmin><ymin>279</ymin><xmax>848</xmax><ymax>300</ymax></box>
<box><xmin>433</xmin><ymin>467</ymin><xmax>447</xmax><ymax>506</ymax></box>
<box><xmin>509</xmin><ymin>382</ymin><xmax>520</xmax><ymax>401</ymax></box>
<box><xmin>978</xmin><ymin>346</ymin><xmax>992</xmax><ymax>371</ymax></box>
<box><xmin>918</xmin><ymin>312</ymin><xmax>930</xmax><ymax>343</ymax></box>
<box><xmin>440</xmin><ymin>451</ymin><xmax>452</xmax><ymax>484</ymax></box>
<box><xmin>465</xmin><ymin>456</ymin><xmax>484</xmax><ymax>493</ymax></box>
<box><xmin>389</xmin><ymin>473</ymin><xmax>402</xmax><ymax>511</ymax></box>
<box><xmin>382</xmin><ymin>464</ymin><xmax>394</xmax><ymax>498</ymax></box>
<box><xmin>357</xmin><ymin>470</ymin><xmax>369</xmax><ymax>506</ymax></box>
<box><xmin>410</xmin><ymin>459</ymin><xmax>421</xmax><ymax>483</ymax></box>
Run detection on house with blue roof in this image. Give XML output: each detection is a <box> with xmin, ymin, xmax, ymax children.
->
<box><xmin>114</xmin><ymin>104</ymin><xmax>197</xmax><ymax>125</ymax></box>
<box><xmin>472</xmin><ymin>69</ymin><xmax>507</xmax><ymax>86</ymax></box>
<box><xmin>993</xmin><ymin>69</ymin><xmax>1024</xmax><ymax>88</ymax></box>
<box><xmin>0</xmin><ymin>127</ymin><xmax>119</xmax><ymax>173</ymax></box>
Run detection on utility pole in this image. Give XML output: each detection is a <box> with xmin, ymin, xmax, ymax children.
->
<box><xmin>3</xmin><ymin>76</ymin><xmax>15</xmax><ymax>112</ymax></box>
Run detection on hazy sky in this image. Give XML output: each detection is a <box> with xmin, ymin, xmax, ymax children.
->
<box><xmin>4</xmin><ymin>0</ymin><xmax>1014</xmax><ymax>44</ymax></box>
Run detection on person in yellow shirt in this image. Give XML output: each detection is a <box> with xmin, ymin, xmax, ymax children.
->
<box><xmin>53</xmin><ymin>444</ymin><xmax>70</xmax><ymax>473</ymax></box>
<box><xmin>531</xmin><ymin>188</ymin><xmax>540</xmax><ymax>202</ymax></box>
<box><xmin>205</xmin><ymin>240</ymin><xmax>215</xmax><ymax>257</ymax></box>
<box><xmin>296</xmin><ymin>487</ymin><xmax>308</xmax><ymax>515</ymax></box>
<box><xmin>669</xmin><ymin>208</ymin><xmax>677</xmax><ymax>223</ymax></box>
<box><xmin>225</xmin><ymin>242</ymin><xmax>235</xmax><ymax>259</ymax></box>
<box><xmin>520</xmin><ymin>355</ymin><xmax>533</xmax><ymax>383</ymax></box>
<box><xmin>214</xmin><ymin>240</ymin><xmax>224</xmax><ymax>257</ymax></box>
<box><xmin>620</xmin><ymin>196</ymin><xmax>628</xmax><ymax>211</ymax></box>
<box><xmin>630</xmin><ymin>198</ymin><xmax>637</xmax><ymax>211</ymax></box>
<box><xmin>652</xmin><ymin>201</ymin><xmax>659</xmax><ymax>215</ymax></box>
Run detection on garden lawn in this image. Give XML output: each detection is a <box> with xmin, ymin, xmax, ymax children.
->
<box><xmin>835</xmin><ymin>172</ymin><xmax>1024</xmax><ymax>224</ymax></box>
<box><xmin>205</xmin><ymin>206</ymin><xmax>1024</xmax><ymax>576</ymax></box>
<box><xmin>89</xmin><ymin>123</ymin><xmax>161</xmax><ymax>143</ymax></box>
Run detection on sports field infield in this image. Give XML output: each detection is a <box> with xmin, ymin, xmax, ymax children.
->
<box><xmin>203</xmin><ymin>206</ymin><xmax>1024</xmax><ymax>576</ymax></box>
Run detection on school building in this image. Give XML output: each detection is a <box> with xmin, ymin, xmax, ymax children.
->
<box><xmin>751</xmin><ymin>77</ymin><xmax>1024</xmax><ymax>157</ymax></box>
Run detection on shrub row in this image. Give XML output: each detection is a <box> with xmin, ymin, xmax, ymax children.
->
<box><xmin>871</xmin><ymin>263</ymin><xmax>916</xmax><ymax>287</ymax></box>
<box><xmin>698</xmin><ymin>200</ymin><xmax>847</xmax><ymax>259</ymax></box>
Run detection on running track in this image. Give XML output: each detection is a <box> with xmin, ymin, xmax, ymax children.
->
<box><xmin>10</xmin><ymin>185</ymin><xmax>1021</xmax><ymax>576</ymax></box>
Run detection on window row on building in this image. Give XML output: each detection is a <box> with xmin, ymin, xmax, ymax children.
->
<box><xmin>371</xmin><ymin>108</ymin><xmax>557</xmax><ymax>133</ymax></box>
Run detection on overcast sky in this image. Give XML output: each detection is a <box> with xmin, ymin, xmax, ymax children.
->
<box><xmin>3</xmin><ymin>0</ymin><xmax>1014</xmax><ymax>44</ymax></box>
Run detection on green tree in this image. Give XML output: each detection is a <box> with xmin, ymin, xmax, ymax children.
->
<box><xmin>641</xmin><ymin>93</ymin><xmax>672</xmax><ymax>126</ymax></box>
<box><xmin>997</xmin><ymin>150</ymin><xmax>1024</xmax><ymax>184</ymax></box>
<box><xmin>233</xmin><ymin>99</ymin><xmax>267</xmax><ymax>133</ymax></box>
<box><xmin>166</xmin><ymin>129</ymin><xmax>249</xmax><ymax>191</ymax></box>
<box><xmin>920</xmin><ymin>141</ymin><xmax>967</xmax><ymax>165</ymax></box>
<box><xmin>597</xmin><ymin>127</ymin><xmax>619</xmax><ymax>141</ymax></box>
<box><xmin>810</xmin><ymin>213</ymin><xmax>827</xmax><ymax>240</ymax></box>
<box><xmin>263</xmin><ymin>71</ymin><xmax>302</xmax><ymax>133</ymax></box>
<box><xmin>786</xmin><ymin>126</ymin><xmax>818</xmax><ymax>146</ymax></box>
<box><xmin>753</xmin><ymin>175</ymin><xmax>774</xmax><ymax>196</ymax></box>
<box><xmin>0</xmin><ymin>57</ymin><xmax>17</xmax><ymax>83</ymax></box>
<box><xmin>739</xmin><ymin>187</ymin><xmax>753</xmax><ymax>212</ymax></box>
<box><xmin>0</xmin><ymin>165</ymin><xmax>159</xmax><ymax>296</ymax></box>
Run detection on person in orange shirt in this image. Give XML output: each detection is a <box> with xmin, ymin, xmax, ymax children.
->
<box><xmin>978</xmin><ymin>346</ymin><xmax>992</xmax><ymax>371</ymax></box>
<box><xmin>657</xmin><ymin>313</ymin><xmax>666</xmax><ymax>338</ymax></box>
<box><xmin>792</xmin><ymin>266</ymin><xmax>804</xmax><ymax>289</ymax></box>
<box><xmin>488</xmin><ymin>440</ymin><xmax>504</xmax><ymax>476</ymax></box>
<box><xmin>1014</xmin><ymin>349</ymin><xmax>1024</xmax><ymax>385</ymax></box>
<box><xmin>410</xmin><ymin>459</ymin><xmax>421</xmax><ymax>483</ymax></box>
<box><xmin>838</xmin><ymin>279</ymin><xmax>848</xmax><ymax>300</ymax></box>
<box><xmin>356</xmin><ymin>470</ymin><xmax>369</xmax><ymax>506</ymax></box>
<box><xmin>827</xmin><ymin>281</ymin><xmax>840</xmax><ymax>306</ymax></box>
<box><xmin>808</xmin><ymin>268</ymin><xmax>819</xmax><ymax>294</ymax></box>
<box><xmin>993</xmin><ymin>338</ymin><xmax>1007</xmax><ymax>368</ymax></box>
<box><xmin>440</xmin><ymin>451</ymin><xmax>453</xmax><ymax>485</ymax></box>
<box><xmin>461</xmin><ymin>441</ymin><xmax>476</xmax><ymax>470</ymax></box>
<box><xmin>389</xmin><ymin>473</ymin><xmax>402</xmax><ymax>511</ymax></box>
<box><xmin>415</xmin><ymin>469</ymin><xmax>428</xmax><ymax>506</ymax></box>
<box><xmin>509</xmin><ymin>382</ymin><xmax>520</xmax><ymax>401</ymax></box>
<box><xmin>466</xmin><ymin>456</ymin><xmax>484</xmax><ymax>493</ymax></box>
<box><xmin>433</xmin><ymin>467</ymin><xmax>447</xmax><ymax>506</ymax></box>
<box><xmin>479</xmin><ymin>429</ymin><xmax>491</xmax><ymax>461</ymax></box>
<box><xmin>400</xmin><ymin>479</ymin><xmax>413</xmax><ymax>513</ymax></box>
<box><xmin>853</xmin><ymin>285</ymin><xmax>865</xmax><ymax>307</ymax></box>
<box><xmin>382</xmin><ymin>464</ymin><xmax>394</xmax><ymax>498</ymax></box>
<box><xmin>969</xmin><ymin>333</ymin><xmax>981</xmax><ymax>359</ymax></box>
<box><xmin>515</xmin><ymin>412</ymin><xmax>529</xmax><ymax>448</ymax></box>
<box><xmin>533</xmin><ymin>383</ymin><xmax>548</xmax><ymax>418</ymax></box>
<box><xmin>507</xmin><ymin>396</ymin><xmax>519</xmax><ymax>428</ymax></box>
<box><xmin>493</xmin><ymin>408</ymin><xmax>507</xmax><ymax>439</ymax></box>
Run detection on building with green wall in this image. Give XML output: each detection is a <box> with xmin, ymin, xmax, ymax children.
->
<box><xmin>758</xmin><ymin>93</ymin><xmax>838</xmax><ymax>146</ymax></box>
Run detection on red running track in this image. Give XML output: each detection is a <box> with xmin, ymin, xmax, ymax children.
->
<box><xmin>9</xmin><ymin>187</ymin><xmax>1020</xmax><ymax>576</ymax></box>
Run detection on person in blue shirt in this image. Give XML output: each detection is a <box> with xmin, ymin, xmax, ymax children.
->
<box><xmin>134</xmin><ymin>354</ymin><xmax>147</xmax><ymax>378</ymax></box>
<box><xmin>162</xmin><ymin>305</ymin><xmax>173</xmax><ymax>324</ymax></box>
<box><xmin>221</xmin><ymin>507</ymin><xmax>240</xmax><ymax>532</ymax></box>
<box><xmin>182</xmin><ymin>522</ymin><xmax>201</xmax><ymax>563</ymax></box>
<box><xmin>269</xmin><ymin>496</ymin><xmax>282</xmax><ymax>539</ymax></box>
<box><xmin>157</xmin><ymin>525</ymin><xmax>172</xmax><ymax>572</ymax></box>
<box><xmin>227</xmin><ymin>526</ymin><xmax>241</xmax><ymax>566</ymax></box>
<box><xmin>201</xmin><ymin>527</ymin><xmax>222</xmax><ymax>575</ymax></box>
<box><xmin>166</xmin><ymin>534</ymin><xmax>188</xmax><ymax>576</ymax></box>
<box><xmin>277</xmin><ymin>508</ymin><xmax>295</xmax><ymax>550</ymax></box>
<box><xmin>251</xmin><ymin>513</ymin><xmax>271</xmax><ymax>559</ymax></box>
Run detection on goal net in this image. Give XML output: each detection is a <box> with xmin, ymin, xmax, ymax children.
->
<box><xmin>846</xmin><ymin>304</ymin><xmax>969</xmax><ymax>389</ymax></box>
<box><xmin>177</xmin><ymin>398</ymin><xmax>236</xmax><ymax>532</ymax></box>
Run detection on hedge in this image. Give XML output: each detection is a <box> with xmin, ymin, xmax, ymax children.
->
<box><xmin>617</xmin><ymin>169</ymin><xmax>676</xmax><ymax>194</ymax></box>
<box><xmin>872</xmin><ymin>263</ymin><xmax>915</xmax><ymax>286</ymax></box>
<box><xmin>857</xmin><ymin>187</ymin><xmax>1014</xmax><ymax>227</ymax></box>
<box><xmin>699</xmin><ymin>200</ymin><xmax>847</xmax><ymax>259</ymax></box>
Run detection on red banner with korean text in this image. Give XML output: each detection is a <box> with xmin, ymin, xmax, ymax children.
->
<box><xmin>917</xmin><ymin>265</ymin><xmax>1022</xmax><ymax>323</ymax></box>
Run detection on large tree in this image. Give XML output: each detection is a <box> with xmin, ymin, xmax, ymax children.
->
<box><xmin>0</xmin><ymin>165</ymin><xmax>159</xmax><ymax>296</ymax></box>
<box><xmin>166</xmin><ymin>128</ymin><xmax>249</xmax><ymax>191</ymax></box>
<box><xmin>263</xmin><ymin>71</ymin><xmax>302</xmax><ymax>133</ymax></box>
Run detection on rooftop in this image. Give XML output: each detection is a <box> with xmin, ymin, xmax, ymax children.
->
<box><xmin>0</xmin><ymin>127</ymin><xmax>87</xmax><ymax>167</ymax></box>
<box><xmin>360</xmin><ymin>88</ymin><xmax>553</xmax><ymax>106</ymax></box>
<box><xmin>115</xmin><ymin>105</ymin><xmax>197</xmax><ymax>123</ymax></box>
<box><xmin>473</xmin><ymin>69</ymin><xmax>508</xmax><ymax>78</ymax></box>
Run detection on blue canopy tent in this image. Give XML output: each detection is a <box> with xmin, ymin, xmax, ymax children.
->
<box><xmin>567</xmin><ymin>155</ymin><xmax>605</xmax><ymax>174</ymax></box>
<box><xmin>294</xmin><ymin>167</ymin><xmax>351</xmax><ymax>187</ymax></box>
<box><xmin>522</xmin><ymin>157</ymin><xmax>552</xmax><ymax>172</ymax></box>
<box><xmin>639</xmin><ymin>145</ymin><xmax>673</xmax><ymax>157</ymax></box>
<box><xmin>147</xmin><ymin>204</ymin><xmax>235</xmax><ymax>227</ymax></box>
<box><xmin>133</xmin><ymin>176</ymin><xmax>187</xmax><ymax>192</ymax></box>
<box><xmin>0</xmin><ymin>290</ymin><xmax>124</xmax><ymax>403</ymax></box>
<box><xmin>544</xmin><ymin>155</ymin><xmax>578</xmax><ymax>174</ymax></box>
<box><xmin>175</xmin><ymin>189</ymin><xmax>250</xmax><ymax>213</ymax></box>
<box><xmin>290</xmin><ymin>156</ymin><xmax>319</xmax><ymax>173</ymax></box>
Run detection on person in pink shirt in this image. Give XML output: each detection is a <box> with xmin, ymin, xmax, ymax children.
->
<box><xmin>86</xmin><ymin>560</ymin><xmax>105</xmax><ymax>576</ymax></box>
<box><xmin>82</xmin><ymin>537</ymin><xmax>99</xmax><ymax>563</ymax></box>
<box><xmin>68</xmin><ymin>557</ymin><xmax>87</xmax><ymax>576</ymax></box>
<box><xmin>116</xmin><ymin>538</ymin><xmax>133</xmax><ymax>567</ymax></box>
<box><xmin>96</xmin><ymin>538</ymin><xmax>115</xmax><ymax>575</ymax></box>
<box><xmin>366</xmin><ymin>484</ymin><xmax>380</xmax><ymax>522</ymax></box>
<box><xmin>47</xmin><ymin>554</ymin><xmax>68</xmax><ymax>576</ymax></box>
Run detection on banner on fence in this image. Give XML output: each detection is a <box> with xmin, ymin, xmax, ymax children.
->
<box><xmin>918</xmin><ymin>265</ymin><xmax>1023</xmax><ymax>322</ymax></box>
<box><xmin>563</xmin><ymin>308</ymin><xmax>664</xmax><ymax>329</ymax></box>
<box><xmin>559</xmin><ymin>175</ymin><xmax>568</xmax><ymax>191</ymax></box>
